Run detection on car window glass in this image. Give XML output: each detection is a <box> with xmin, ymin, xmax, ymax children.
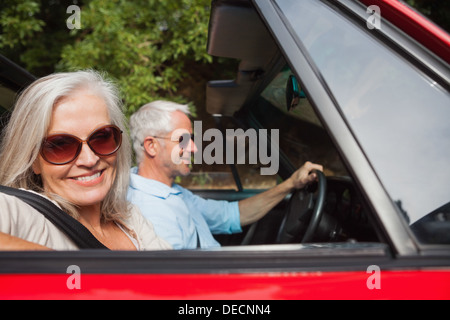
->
<box><xmin>257</xmin><ymin>67</ymin><xmax>348</xmax><ymax>178</ymax></box>
<box><xmin>276</xmin><ymin>0</ymin><xmax>450</xmax><ymax>244</ymax></box>
<box><xmin>177</xmin><ymin>115</ymin><xmax>277</xmax><ymax>190</ymax></box>
<box><xmin>247</xmin><ymin>67</ymin><xmax>383</xmax><ymax>245</ymax></box>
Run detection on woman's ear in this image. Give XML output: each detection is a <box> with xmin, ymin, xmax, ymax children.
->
<box><xmin>143</xmin><ymin>137</ymin><xmax>158</xmax><ymax>157</ymax></box>
<box><xmin>32</xmin><ymin>159</ymin><xmax>41</xmax><ymax>175</ymax></box>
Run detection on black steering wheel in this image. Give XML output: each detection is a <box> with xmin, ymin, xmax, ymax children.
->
<box><xmin>276</xmin><ymin>170</ymin><xmax>327</xmax><ymax>244</ymax></box>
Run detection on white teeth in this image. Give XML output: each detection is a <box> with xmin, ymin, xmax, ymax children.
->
<box><xmin>73</xmin><ymin>172</ymin><xmax>101</xmax><ymax>182</ymax></box>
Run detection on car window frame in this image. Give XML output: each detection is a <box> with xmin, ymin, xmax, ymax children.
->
<box><xmin>254</xmin><ymin>0</ymin><xmax>427</xmax><ymax>256</ymax></box>
<box><xmin>274</xmin><ymin>0</ymin><xmax>450</xmax><ymax>248</ymax></box>
<box><xmin>268</xmin><ymin>0</ymin><xmax>450</xmax><ymax>255</ymax></box>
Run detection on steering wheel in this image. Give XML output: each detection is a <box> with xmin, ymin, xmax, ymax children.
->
<box><xmin>276</xmin><ymin>170</ymin><xmax>327</xmax><ymax>244</ymax></box>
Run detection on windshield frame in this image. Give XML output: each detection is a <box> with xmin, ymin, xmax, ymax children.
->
<box><xmin>254</xmin><ymin>0</ymin><xmax>450</xmax><ymax>254</ymax></box>
<box><xmin>276</xmin><ymin>0</ymin><xmax>450</xmax><ymax>226</ymax></box>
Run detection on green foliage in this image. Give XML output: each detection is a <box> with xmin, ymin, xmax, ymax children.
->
<box><xmin>0</xmin><ymin>0</ymin><xmax>83</xmax><ymax>75</ymax></box>
<box><xmin>58</xmin><ymin>0</ymin><xmax>212</xmax><ymax>117</ymax></box>
<box><xmin>0</xmin><ymin>0</ymin><xmax>213</xmax><ymax>117</ymax></box>
<box><xmin>0</xmin><ymin>0</ymin><xmax>44</xmax><ymax>48</ymax></box>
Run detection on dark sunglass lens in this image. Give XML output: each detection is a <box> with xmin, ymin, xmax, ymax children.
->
<box><xmin>42</xmin><ymin>135</ymin><xmax>80</xmax><ymax>164</ymax></box>
<box><xmin>179</xmin><ymin>133</ymin><xmax>193</xmax><ymax>149</ymax></box>
<box><xmin>88</xmin><ymin>126</ymin><xmax>122</xmax><ymax>155</ymax></box>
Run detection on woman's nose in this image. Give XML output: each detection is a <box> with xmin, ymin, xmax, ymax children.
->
<box><xmin>74</xmin><ymin>142</ymin><xmax>100</xmax><ymax>167</ymax></box>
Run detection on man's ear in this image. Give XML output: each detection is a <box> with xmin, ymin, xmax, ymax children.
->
<box><xmin>143</xmin><ymin>137</ymin><xmax>158</xmax><ymax>157</ymax></box>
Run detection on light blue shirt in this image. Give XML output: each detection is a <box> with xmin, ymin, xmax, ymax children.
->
<box><xmin>127</xmin><ymin>167</ymin><xmax>242</xmax><ymax>249</ymax></box>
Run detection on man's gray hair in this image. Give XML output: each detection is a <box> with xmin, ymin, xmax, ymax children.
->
<box><xmin>130</xmin><ymin>100</ymin><xmax>190</xmax><ymax>164</ymax></box>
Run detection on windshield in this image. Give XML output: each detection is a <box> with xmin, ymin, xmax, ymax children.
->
<box><xmin>274</xmin><ymin>0</ymin><xmax>450</xmax><ymax>242</ymax></box>
<box><xmin>258</xmin><ymin>67</ymin><xmax>348</xmax><ymax>178</ymax></box>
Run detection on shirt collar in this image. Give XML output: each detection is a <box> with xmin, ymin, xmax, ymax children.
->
<box><xmin>129</xmin><ymin>167</ymin><xmax>181</xmax><ymax>199</ymax></box>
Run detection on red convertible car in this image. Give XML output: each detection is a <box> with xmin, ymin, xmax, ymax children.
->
<box><xmin>0</xmin><ymin>0</ymin><xmax>449</xmax><ymax>300</ymax></box>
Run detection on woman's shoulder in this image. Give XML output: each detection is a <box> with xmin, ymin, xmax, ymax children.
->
<box><xmin>123</xmin><ymin>203</ymin><xmax>147</xmax><ymax>225</ymax></box>
<box><xmin>0</xmin><ymin>191</ymin><xmax>50</xmax><ymax>226</ymax></box>
<box><xmin>122</xmin><ymin>204</ymin><xmax>172</xmax><ymax>251</ymax></box>
<box><xmin>0</xmin><ymin>191</ymin><xmax>79</xmax><ymax>250</ymax></box>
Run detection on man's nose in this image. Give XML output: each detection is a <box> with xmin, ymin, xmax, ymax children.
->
<box><xmin>187</xmin><ymin>137</ymin><xmax>198</xmax><ymax>153</ymax></box>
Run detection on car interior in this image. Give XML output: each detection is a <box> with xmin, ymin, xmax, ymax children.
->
<box><xmin>203</xmin><ymin>63</ymin><xmax>383</xmax><ymax>248</ymax></box>
<box><xmin>196</xmin><ymin>2</ymin><xmax>385</xmax><ymax>248</ymax></box>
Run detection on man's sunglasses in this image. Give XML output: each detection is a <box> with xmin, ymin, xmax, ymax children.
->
<box><xmin>40</xmin><ymin>124</ymin><xmax>123</xmax><ymax>165</ymax></box>
<box><xmin>154</xmin><ymin>132</ymin><xmax>194</xmax><ymax>149</ymax></box>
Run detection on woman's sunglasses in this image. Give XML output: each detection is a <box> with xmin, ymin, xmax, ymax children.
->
<box><xmin>40</xmin><ymin>125</ymin><xmax>123</xmax><ymax>165</ymax></box>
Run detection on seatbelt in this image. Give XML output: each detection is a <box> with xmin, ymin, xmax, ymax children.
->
<box><xmin>0</xmin><ymin>185</ymin><xmax>108</xmax><ymax>249</ymax></box>
<box><xmin>196</xmin><ymin>229</ymin><xmax>201</xmax><ymax>248</ymax></box>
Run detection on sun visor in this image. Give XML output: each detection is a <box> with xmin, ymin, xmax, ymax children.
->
<box><xmin>206</xmin><ymin>1</ymin><xmax>280</xmax><ymax>116</ymax></box>
<box><xmin>206</xmin><ymin>80</ymin><xmax>253</xmax><ymax>116</ymax></box>
<box><xmin>207</xmin><ymin>2</ymin><xmax>276</xmax><ymax>62</ymax></box>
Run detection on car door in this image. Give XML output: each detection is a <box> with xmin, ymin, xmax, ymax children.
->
<box><xmin>0</xmin><ymin>0</ymin><xmax>449</xmax><ymax>300</ymax></box>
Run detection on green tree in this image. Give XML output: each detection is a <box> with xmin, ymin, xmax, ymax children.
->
<box><xmin>59</xmin><ymin>0</ymin><xmax>212</xmax><ymax>116</ymax></box>
<box><xmin>1</xmin><ymin>0</ymin><xmax>214</xmax><ymax>116</ymax></box>
<box><xmin>0</xmin><ymin>0</ymin><xmax>44</xmax><ymax>48</ymax></box>
<box><xmin>0</xmin><ymin>0</ymin><xmax>81</xmax><ymax>75</ymax></box>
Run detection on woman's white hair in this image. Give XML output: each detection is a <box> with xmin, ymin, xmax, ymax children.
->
<box><xmin>129</xmin><ymin>100</ymin><xmax>190</xmax><ymax>164</ymax></box>
<box><xmin>0</xmin><ymin>70</ymin><xmax>132</xmax><ymax>221</ymax></box>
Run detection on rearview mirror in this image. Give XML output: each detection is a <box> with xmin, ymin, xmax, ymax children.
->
<box><xmin>286</xmin><ymin>75</ymin><xmax>306</xmax><ymax>111</ymax></box>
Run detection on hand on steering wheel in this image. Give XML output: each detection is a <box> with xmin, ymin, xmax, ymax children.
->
<box><xmin>276</xmin><ymin>169</ymin><xmax>327</xmax><ymax>243</ymax></box>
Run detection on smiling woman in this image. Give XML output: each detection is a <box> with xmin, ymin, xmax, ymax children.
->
<box><xmin>0</xmin><ymin>70</ymin><xmax>171</xmax><ymax>251</ymax></box>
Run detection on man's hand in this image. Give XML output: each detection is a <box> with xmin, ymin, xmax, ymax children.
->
<box><xmin>239</xmin><ymin>161</ymin><xmax>323</xmax><ymax>226</ymax></box>
<box><xmin>287</xmin><ymin>161</ymin><xmax>323</xmax><ymax>191</ymax></box>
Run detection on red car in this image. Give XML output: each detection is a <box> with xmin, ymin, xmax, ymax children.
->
<box><xmin>0</xmin><ymin>0</ymin><xmax>449</xmax><ymax>300</ymax></box>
